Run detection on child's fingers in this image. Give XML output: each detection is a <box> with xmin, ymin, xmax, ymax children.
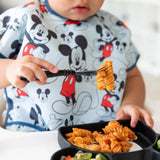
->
<box><xmin>24</xmin><ymin>62</ymin><xmax>48</xmax><ymax>83</ymax></box>
<box><xmin>130</xmin><ymin>111</ymin><xmax>139</xmax><ymax>128</ymax></box>
<box><xmin>131</xmin><ymin>108</ymin><xmax>154</xmax><ymax>128</ymax></box>
<box><xmin>28</xmin><ymin>56</ymin><xmax>59</xmax><ymax>73</ymax></box>
<box><xmin>17</xmin><ymin>65</ymin><xmax>36</xmax><ymax>82</ymax></box>
<box><xmin>13</xmin><ymin>75</ymin><xmax>29</xmax><ymax>88</ymax></box>
<box><xmin>117</xmin><ymin>105</ymin><xmax>139</xmax><ymax>128</ymax></box>
<box><xmin>18</xmin><ymin>56</ymin><xmax>59</xmax><ymax>83</ymax></box>
<box><xmin>140</xmin><ymin>109</ymin><xmax>154</xmax><ymax>128</ymax></box>
<box><xmin>116</xmin><ymin>109</ymin><xmax>126</xmax><ymax>120</ymax></box>
<box><xmin>117</xmin><ymin>104</ymin><xmax>154</xmax><ymax>128</ymax></box>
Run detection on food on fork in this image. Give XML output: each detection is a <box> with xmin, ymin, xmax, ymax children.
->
<box><xmin>96</xmin><ymin>60</ymin><xmax>114</xmax><ymax>91</ymax></box>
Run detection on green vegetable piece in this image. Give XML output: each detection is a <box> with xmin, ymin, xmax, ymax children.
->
<box><xmin>75</xmin><ymin>151</ymin><xmax>92</xmax><ymax>160</ymax></box>
<box><xmin>60</xmin><ymin>156</ymin><xmax>67</xmax><ymax>160</ymax></box>
<box><xmin>95</xmin><ymin>154</ymin><xmax>108</xmax><ymax>160</ymax></box>
<box><xmin>157</xmin><ymin>139</ymin><xmax>160</xmax><ymax>149</ymax></box>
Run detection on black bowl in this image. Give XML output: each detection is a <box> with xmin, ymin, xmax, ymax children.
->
<box><xmin>51</xmin><ymin>147</ymin><xmax>112</xmax><ymax>160</ymax></box>
<box><xmin>58</xmin><ymin>119</ymin><xmax>157</xmax><ymax>150</ymax></box>
<box><xmin>51</xmin><ymin>119</ymin><xmax>160</xmax><ymax>160</ymax></box>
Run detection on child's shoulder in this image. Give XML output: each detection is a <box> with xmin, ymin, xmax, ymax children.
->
<box><xmin>97</xmin><ymin>10</ymin><xmax>120</xmax><ymax>24</ymax></box>
<box><xmin>97</xmin><ymin>10</ymin><xmax>115</xmax><ymax>17</ymax></box>
<box><xmin>96</xmin><ymin>10</ymin><xmax>130</xmax><ymax>32</ymax></box>
<box><xmin>1</xmin><ymin>2</ymin><xmax>38</xmax><ymax>18</ymax></box>
<box><xmin>94</xmin><ymin>10</ymin><xmax>131</xmax><ymax>40</ymax></box>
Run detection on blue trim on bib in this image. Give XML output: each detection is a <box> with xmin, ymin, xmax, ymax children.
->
<box><xmin>4</xmin><ymin>88</ymin><xmax>11</xmax><ymax>129</ymax></box>
<box><xmin>4</xmin><ymin>89</ymin><xmax>47</xmax><ymax>132</ymax></box>
<box><xmin>5</xmin><ymin>121</ymin><xmax>46</xmax><ymax>131</ymax></box>
<box><xmin>127</xmin><ymin>54</ymin><xmax>140</xmax><ymax>71</ymax></box>
<box><xmin>45</xmin><ymin>0</ymin><xmax>64</xmax><ymax>18</ymax></box>
<box><xmin>0</xmin><ymin>53</ymin><xmax>7</xmax><ymax>58</ymax></box>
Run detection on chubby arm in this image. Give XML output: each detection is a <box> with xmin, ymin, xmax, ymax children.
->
<box><xmin>116</xmin><ymin>66</ymin><xmax>154</xmax><ymax>128</ymax></box>
<box><xmin>0</xmin><ymin>58</ymin><xmax>13</xmax><ymax>88</ymax></box>
<box><xmin>121</xmin><ymin>66</ymin><xmax>145</xmax><ymax>107</ymax></box>
<box><xmin>0</xmin><ymin>56</ymin><xmax>59</xmax><ymax>89</ymax></box>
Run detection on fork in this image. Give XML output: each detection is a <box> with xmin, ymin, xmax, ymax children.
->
<box><xmin>20</xmin><ymin>65</ymin><xmax>108</xmax><ymax>82</ymax></box>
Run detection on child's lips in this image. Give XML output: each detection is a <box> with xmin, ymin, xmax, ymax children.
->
<box><xmin>73</xmin><ymin>6</ymin><xmax>89</xmax><ymax>14</ymax></box>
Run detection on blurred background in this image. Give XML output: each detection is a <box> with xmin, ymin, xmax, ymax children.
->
<box><xmin>0</xmin><ymin>0</ymin><xmax>160</xmax><ymax>111</ymax></box>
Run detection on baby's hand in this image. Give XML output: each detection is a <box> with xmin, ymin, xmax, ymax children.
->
<box><xmin>116</xmin><ymin>104</ymin><xmax>154</xmax><ymax>128</ymax></box>
<box><xmin>6</xmin><ymin>56</ymin><xmax>58</xmax><ymax>88</ymax></box>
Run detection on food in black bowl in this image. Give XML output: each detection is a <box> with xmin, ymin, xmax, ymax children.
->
<box><xmin>58</xmin><ymin>120</ymin><xmax>156</xmax><ymax>151</ymax></box>
<box><xmin>51</xmin><ymin>119</ymin><xmax>160</xmax><ymax>160</ymax></box>
<box><xmin>64</xmin><ymin>120</ymin><xmax>137</xmax><ymax>153</ymax></box>
<box><xmin>51</xmin><ymin>147</ymin><xmax>112</xmax><ymax>160</ymax></box>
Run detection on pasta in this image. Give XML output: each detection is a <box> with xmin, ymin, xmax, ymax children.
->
<box><xmin>65</xmin><ymin>120</ymin><xmax>136</xmax><ymax>153</ymax></box>
<box><xmin>96</xmin><ymin>60</ymin><xmax>114</xmax><ymax>91</ymax></box>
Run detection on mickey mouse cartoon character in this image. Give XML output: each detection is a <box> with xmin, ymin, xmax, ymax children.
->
<box><xmin>59</xmin><ymin>35</ymin><xmax>87</xmax><ymax>106</ymax></box>
<box><xmin>30</xmin><ymin>104</ymin><xmax>49</xmax><ymax>130</ymax></box>
<box><xmin>23</xmin><ymin>14</ymin><xmax>57</xmax><ymax>58</ymax></box>
<box><xmin>36</xmin><ymin>88</ymin><xmax>50</xmax><ymax>103</ymax></box>
<box><xmin>101</xmin><ymin>73</ymin><xmax>124</xmax><ymax>112</ymax></box>
<box><xmin>60</xmin><ymin>32</ymin><xmax>74</xmax><ymax>43</ymax></box>
<box><xmin>39</xmin><ymin>0</ymin><xmax>47</xmax><ymax>13</ymax></box>
<box><xmin>95</xmin><ymin>24</ymin><xmax>117</xmax><ymax>61</ymax></box>
<box><xmin>24</xmin><ymin>0</ymin><xmax>47</xmax><ymax>13</ymax></box>
<box><xmin>0</xmin><ymin>16</ymin><xmax>10</xmax><ymax>40</ymax></box>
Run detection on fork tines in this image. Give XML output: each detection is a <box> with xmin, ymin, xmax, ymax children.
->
<box><xmin>96</xmin><ymin>64</ymin><xmax>108</xmax><ymax>72</ymax></box>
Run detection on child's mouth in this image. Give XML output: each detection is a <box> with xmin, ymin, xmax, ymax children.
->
<box><xmin>73</xmin><ymin>6</ymin><xmax>89</xmax><ymax>14</ymax></box>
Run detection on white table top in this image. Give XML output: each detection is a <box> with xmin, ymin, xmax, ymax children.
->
<box><xmin>0</xmin><ymin>119</ymin><xmax>159</xmax><ymax>160</ymax></box>
<box><xmin>0</xmin><ymin>128</ymin><xmax>60</xmax><ymax>160</ymax></box>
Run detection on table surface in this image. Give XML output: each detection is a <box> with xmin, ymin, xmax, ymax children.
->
<box><xmin>0</xmin><ymin>128</ymin><xmax>60</xmax><ymax>160</ymax></box>
<box><xmin>0</xmin><ymin>120</ymin><xmax>159</xmax><ymax>160</ymax></box>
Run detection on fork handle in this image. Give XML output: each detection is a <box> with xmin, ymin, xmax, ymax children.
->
<box><xmin>46</xmin><ymin>70</ymin><xmax>76</xmax><ymax>77</ymax></box>
<box><xmin>20</xmin><ymin>70</ymin><xmax>76</xmax><ymax>82</ymax></box>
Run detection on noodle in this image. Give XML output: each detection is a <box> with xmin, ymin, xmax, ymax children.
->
<box><xmin>96</xmin><ymin>60</ymin><xmax>114</xmax><ymax>91</ymax></box>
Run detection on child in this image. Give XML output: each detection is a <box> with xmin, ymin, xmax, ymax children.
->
<box><xmin>0</xmin><ymin>0</ymin><xmax>153</xmax><ymax>131</ymax></box>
